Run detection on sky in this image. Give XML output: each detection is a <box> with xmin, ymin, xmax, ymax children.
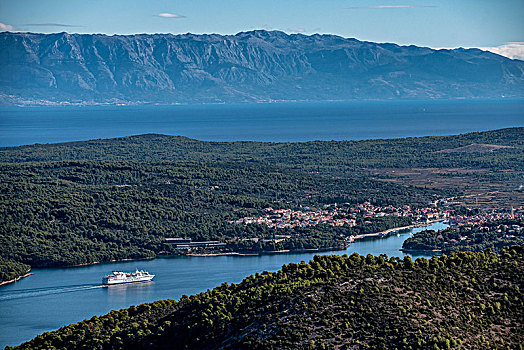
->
<box><xmin>1</xmin><ymin>0</ymin><xmax>523</xmax><ymax>58</ymax></box>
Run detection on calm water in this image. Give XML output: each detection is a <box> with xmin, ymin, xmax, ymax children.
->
<box><xmin>0</xmin><ymin>100</ymin><xmax>523</xmax><ymax>147</ymax></box>
<box><xmin>0</xmin><ymin>222</ymin><xmax>447</xmax><ymax>348</ymax></box>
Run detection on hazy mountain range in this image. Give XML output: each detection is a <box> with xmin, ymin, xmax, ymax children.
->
<box><xmin>1</xmin><ymin>30</ymin><xmax>523</xmax><ymax>105</ymax></box>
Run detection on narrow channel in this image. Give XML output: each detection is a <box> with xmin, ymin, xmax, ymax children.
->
<box><xmin>0</xmin><ymin>221</ymin><xmax>447</xmax><ymax>348</ymax></box>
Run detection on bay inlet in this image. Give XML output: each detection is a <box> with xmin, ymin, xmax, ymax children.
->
<box><xmin>0</xmin><ymin>221</ymin><xmax>447</xmax><ymax>348</ymax></box>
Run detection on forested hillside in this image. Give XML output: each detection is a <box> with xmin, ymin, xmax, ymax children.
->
<box><xmin>1</xmin><ymin>128</ymin><xmax>522</xmax><ymax>281</ymax></box>
<box><xmin>12</xmin><ymin>245</ymin><xmax>524</xmax><ymax>349</ymax></box>
<box><xmin>1</xmin><ymin>128</ymin><xmax>522</xmax><ymax>174</ymax></box>
<box><xmin>0</xmin><ymin>160</ymin><xmax>435</xmax><ymax>270</ymax></box>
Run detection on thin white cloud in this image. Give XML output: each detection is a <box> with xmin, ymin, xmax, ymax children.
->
<box><xmin>155</xmin><ymin>13</ymin><xmax>186</xmax><ymax>18</ymax></box>
<box><xmin>347</xmin><ymin>5</ymin><xmax>436</xmax><ymax>9</ymax></box>
<box><xmin>0</xmin><ymin>22</ymin><xmax>14</xmax><ymax>31</ymax></box>
<box><xmin>476</xmin><ymin>42</ymin><xmax>524</xmax><ymax>60</ymax></box>
<box><xmin>291</xmin><ymin>28</ymin><xmax>306</xmax><ymax>33</ymax></box>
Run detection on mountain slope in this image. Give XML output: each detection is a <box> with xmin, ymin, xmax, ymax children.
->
<box><xmin>12</xmin><ymin>245</ymin><xmax>524</xmax><ymax>349</ymax></box>
<box><xmin>1</xmin><ymin>30</ymin><xmax>523</xmax><ymax>105</ymax></box>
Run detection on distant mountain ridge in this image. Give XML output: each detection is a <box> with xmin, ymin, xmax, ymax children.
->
<box><xmin>1</xmin><ymin>30</ymin><xmax>523</xmax><ymax>105</ymax></box>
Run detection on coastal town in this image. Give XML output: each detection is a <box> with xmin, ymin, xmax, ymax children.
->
<box><xmin>449</xmin><ymin>207</ymin><xmax>523</xmax><ymax>226</ymax></box>
<box><xmin>230</xmin><ymin>203</ymin><xmax>523</xmax><ymax>239</ymax></box>
<box><xmin>161</xmin><ymin>203</ymin><xmax>524</xmax><ymax>258</ymax></box>
<box><xmin>402</xmin><ymin>208</ymin><xmax>524</xmax><ymax>254</ymax></box>
<box><xmin>230</xmin><ymin>202</ymin><xmax>450</xmax><ymax>229</ymax></box>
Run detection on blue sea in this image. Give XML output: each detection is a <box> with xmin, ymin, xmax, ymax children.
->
<box><xmin>0</xmin><ymin>99</ymin><xmax>522</xmax><ymax>147</ymax></box>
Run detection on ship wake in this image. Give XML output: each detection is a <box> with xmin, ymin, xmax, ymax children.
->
<box><xmin>0</xmin><ymin>284</ymin><xmax>104</xmax><ymax>301</ymax></box>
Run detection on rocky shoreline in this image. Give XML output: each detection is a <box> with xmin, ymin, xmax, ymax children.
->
<box><xmin>348</xmin><ymin>220</ymin><xmax>446</xmax><ymax>243</ymax></box>
<box><xmin>186</xmin><ymin>247</ymin><xmax>344</xmax><ymax>257</ymax></box>
<box><xmin>0</xmin><ymin>271</ymin><xmax>33</xmax><ymax>287</ymax></box>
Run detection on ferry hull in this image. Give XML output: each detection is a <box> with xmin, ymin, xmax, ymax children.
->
<box><xmin>102</xmin><ymin>276</ymin><xmax>154</xmax><ymax>285</ymax></box>
<box><xmin>102</xmin><ymin>270</ymin><xmax>155</xmax><ymax>285</ymax></box>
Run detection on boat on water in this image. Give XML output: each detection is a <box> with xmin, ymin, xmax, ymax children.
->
<box><xmin>102</xmin><ymin>269</ymin><xmax>154</xmax><ymax>285</ymax></box>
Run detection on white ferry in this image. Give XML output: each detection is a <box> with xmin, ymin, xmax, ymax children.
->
<box><xmin>102</xmin><ymin>269</ymin><xmax>154</xmax><ymax>285</ymax></box>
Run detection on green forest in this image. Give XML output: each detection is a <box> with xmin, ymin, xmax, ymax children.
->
<box><xmin>1</xmin><ymin>127</ymin><xmax>522</xmax><ymax>174</ymax></box>
<box><xmin>12</xmin><ymin>245</ymin><xmax>524</xmax><ymax>349</ymax></box>
<box><xmin>1</xmin><ymin>128</ymin><xmax>522</xmax><ymax>282</ymax></box>
<box><xmin>403</xmin><ymin>218</ymin><xmax>524</xmax><ymax>254</ymax></box>
<box><xmin>0</xmin><ymin>160</ymin><xmax>434</xmax><ymax>274</ymax></box>
<box><xmin>0</xmin><ymin>257</ymin><xmax>30</xmax><ymax>283</ymax></box>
